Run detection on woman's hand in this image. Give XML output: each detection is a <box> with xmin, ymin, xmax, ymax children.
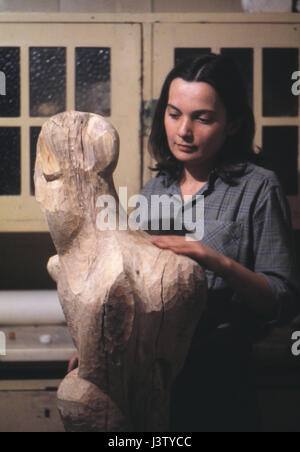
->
<box><xmin>149</xmin><ymin>235</ymin><xmax>276</xmax><ymax>319</ymax></box>
<box><xmin>149</xmin><ymin>235</ymin><xmax>228</xmax><ymax>275</ymax></box>
<box><xmin>67</xmin><ymin>354</ymin><xmax>79</xmax><ymax>373</ymax></box>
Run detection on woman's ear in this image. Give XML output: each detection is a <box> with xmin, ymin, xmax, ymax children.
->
<box><xmin>227</xmin><ymin>119</ymin><xmax>242</xmax><ymax>136</ymax></box>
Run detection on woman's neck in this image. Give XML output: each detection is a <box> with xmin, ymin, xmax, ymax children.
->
<box><xmin>181</xmin><ymin>161</ymin><xmax>213</xmax><ymax>185</ymax></box>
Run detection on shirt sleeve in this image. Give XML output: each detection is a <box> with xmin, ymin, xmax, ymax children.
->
<box><xmin>252</xmin><ymin>181</ymin><xmax>300</xmax><ymax>325</ymax></box>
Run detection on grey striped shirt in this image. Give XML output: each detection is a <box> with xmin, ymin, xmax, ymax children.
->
<box><xmin>136</xmin><ymin>162</ymin><xmax>300</xmax><ymax>330</ymax></box>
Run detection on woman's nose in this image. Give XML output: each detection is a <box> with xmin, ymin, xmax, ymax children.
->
<box><xmin>178</xmin><ymin>117</ymin><xmax>193</xmax><ymax>142</ymax></box>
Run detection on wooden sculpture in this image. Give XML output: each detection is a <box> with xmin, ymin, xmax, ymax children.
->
<box><xmin>34</xmin><ymin>111</ymin><xmax>207</xmax><ymax>432</ymax></box>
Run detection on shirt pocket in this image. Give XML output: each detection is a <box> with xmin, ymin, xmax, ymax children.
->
<box><xmin>201</xmin><ymin>220</ymin><xmax>243</xmax><ymax>289</ymax></box>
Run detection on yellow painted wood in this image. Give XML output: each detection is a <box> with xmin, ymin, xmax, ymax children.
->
<box><xmin>0</xmin><ymin>12</ymin><xmax>299</xmax><ymax>24</ymax></box>
<box><xmin>0</xmin><ymin>22</ymin><xmax>141</xmax><ymax>231</ymax></box>
<box><xmin>254</xmin><ymin>47</ymin><xmax>263</xmax><ymax>149</ymax></box>
<box><xmin>141</xmin><ymin>22</ymin><xmax>155</xmax><ymax>186</ymax></box>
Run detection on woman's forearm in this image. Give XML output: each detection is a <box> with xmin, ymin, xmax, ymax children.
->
<box><xmin>209</xmin><ymin>252</ymin><xmax>277</xmax><ymax>320</ymax></box>
<box><xmin>149</xmin><ymin>235</ymin><xmax>278</xmax><ymax>320</ymax></box>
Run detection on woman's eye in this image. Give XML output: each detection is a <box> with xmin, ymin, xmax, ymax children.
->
<box><xmin>169</xmin><ymin>113</ymin><xmax>180</xmax><ymax>119</ymax></box>
<box><xmin>196</xmin><ymin>117</ymin><xmax>211</xmax><ymax>124</ymax></box>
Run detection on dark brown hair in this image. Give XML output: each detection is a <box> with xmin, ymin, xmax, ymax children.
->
<box><xmin>148</xmin><ymin>53</ymin><xmax>264</xmax><ymax>186</ymax></box>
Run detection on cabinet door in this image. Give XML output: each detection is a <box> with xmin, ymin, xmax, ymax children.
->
<box><xmin>0</xmin><ymin>390</ymin><xmax>64</xmax><ymax>432</ymax></box>
<box><xmin>153</xmin><ymin>23</ymin><xmax>300</xmax><ymax>229</ymax></box>
<box><xmin>0</xmin><ymin>23</ymin><xmax>141</xmax><ymax>231</ymax></box>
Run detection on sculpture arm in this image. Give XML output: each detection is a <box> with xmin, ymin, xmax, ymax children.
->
<box><xmin>47</xmin><ymin>254</ymin><xmax>61</xmax><ymax>283</ymax></box>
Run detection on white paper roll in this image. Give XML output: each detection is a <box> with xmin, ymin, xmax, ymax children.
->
<box><xmin>0</xmin><ymin>291</ymin><xmax>66</xmax><ymax>325</ymax></box>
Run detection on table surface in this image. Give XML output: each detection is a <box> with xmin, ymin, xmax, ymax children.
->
<box><xmin>0</xmin><ymin>325</ymin><xmax>76</xmax><ymax>362</ymax></box>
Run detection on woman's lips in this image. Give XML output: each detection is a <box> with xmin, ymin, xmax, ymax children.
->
<box><xmin>176</xmin><ymin>143</ymin><xmax>197</xmax><ymax>153</ymax></box>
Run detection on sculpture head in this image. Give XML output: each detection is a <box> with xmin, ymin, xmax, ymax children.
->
<box><xmin>35</xmin><ymin>111</ymin><xmax>120</xmax><ymax>250</ymax></box>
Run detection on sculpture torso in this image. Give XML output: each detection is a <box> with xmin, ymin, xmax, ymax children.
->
<box><xmin>35</xmin><ymin>111</ymin><xmax>207</xmax><ymax>432</ymax></box>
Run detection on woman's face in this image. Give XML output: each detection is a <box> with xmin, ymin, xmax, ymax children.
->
<box><xmin>164</xmin><ymin>78</ymin><xmax>232</xmax><ymax>168</ymax></box>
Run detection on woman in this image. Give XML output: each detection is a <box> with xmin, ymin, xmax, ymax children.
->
<box><xmin>138</xmin><ymin>53</ymin><xmax>300</xmax><ymax>432</ymax></box>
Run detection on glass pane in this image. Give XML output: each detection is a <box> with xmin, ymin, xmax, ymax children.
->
<box><xmin>76</xmin><ymin>47</ymin><xmax>111</xmax><ymax>116</ymax></box>
<box><xmin>262</xmin><ymin>126</ymin><xmax>298</xmax><ymax>196</ymax></box>
<box><xmin>30</xmin><ymin>127</ymin><xmax>41</xmax><ymax>196</ymax></box>
<box><xmin>263</xmin><ymin>48</ymin><xmax>298</xmax><ymax>117</ymax></box>
<box><xmin>0</xmin><ymin>127</ymin><xmax>21</xmax><ymax>195</ymax></box>
<box><xmin>221</xmin><ymin>48</ymin><xmax>253</xmax><ymax>107</ymax></box>
<box><xmin>175</xmin><ymin>48</ymin><xmax>211</xmax><ymax>67</ymax></box>
<box><xmin>30</xmin><ymin>47</ymin><xmax>66</xmax><ymax>117</ymax></box>
<box><xmin>0</xmin><ymin>47</ymin><xmax>20</xmax><ymax>117</ymax></box>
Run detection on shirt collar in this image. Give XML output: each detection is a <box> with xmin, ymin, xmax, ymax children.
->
<box><xmin>160</xmin><ymin>166</ymin><xmax>220</xmax><ymax>197</ymax></box>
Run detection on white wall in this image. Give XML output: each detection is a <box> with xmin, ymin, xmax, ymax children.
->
<box><xmin>0</xmin><ymin>0</ymin><xmax>243</xmax><ymax>13</ymax></box>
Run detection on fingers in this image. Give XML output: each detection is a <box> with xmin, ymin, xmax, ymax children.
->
<box><xmin>149</xmin><ymin>236</ymin><xmax>185</xmax><ymax>256</ymax></box>
<box><xmin>67</xmin><ymin>354</ymin><xmax>79</xmax><ymax>373</ymax></box>
<box><xmin>149</xmin><ymin>235</ymin><xmax>176</xmax><ymax>245</ymax></box>
<box><xmin>149</xmin><ymin>235</ymin><xmax>203</xmax><ymax>263</ymax></box>
<box><xmin>150</xmin><ymin>235</ymin><xmax>187</xmax><ymax>249</ymax></box>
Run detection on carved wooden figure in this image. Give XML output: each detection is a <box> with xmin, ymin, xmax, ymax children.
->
<box><xmin>34</xmin><ymin>111</ymin><xmax>207</xmax><ymax>432</ymax></box>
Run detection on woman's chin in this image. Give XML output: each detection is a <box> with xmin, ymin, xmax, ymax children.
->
<box><xmin>172</xmin><ymin>150</ymin><xmax>204</xmax><ymax>163</ymax></box>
